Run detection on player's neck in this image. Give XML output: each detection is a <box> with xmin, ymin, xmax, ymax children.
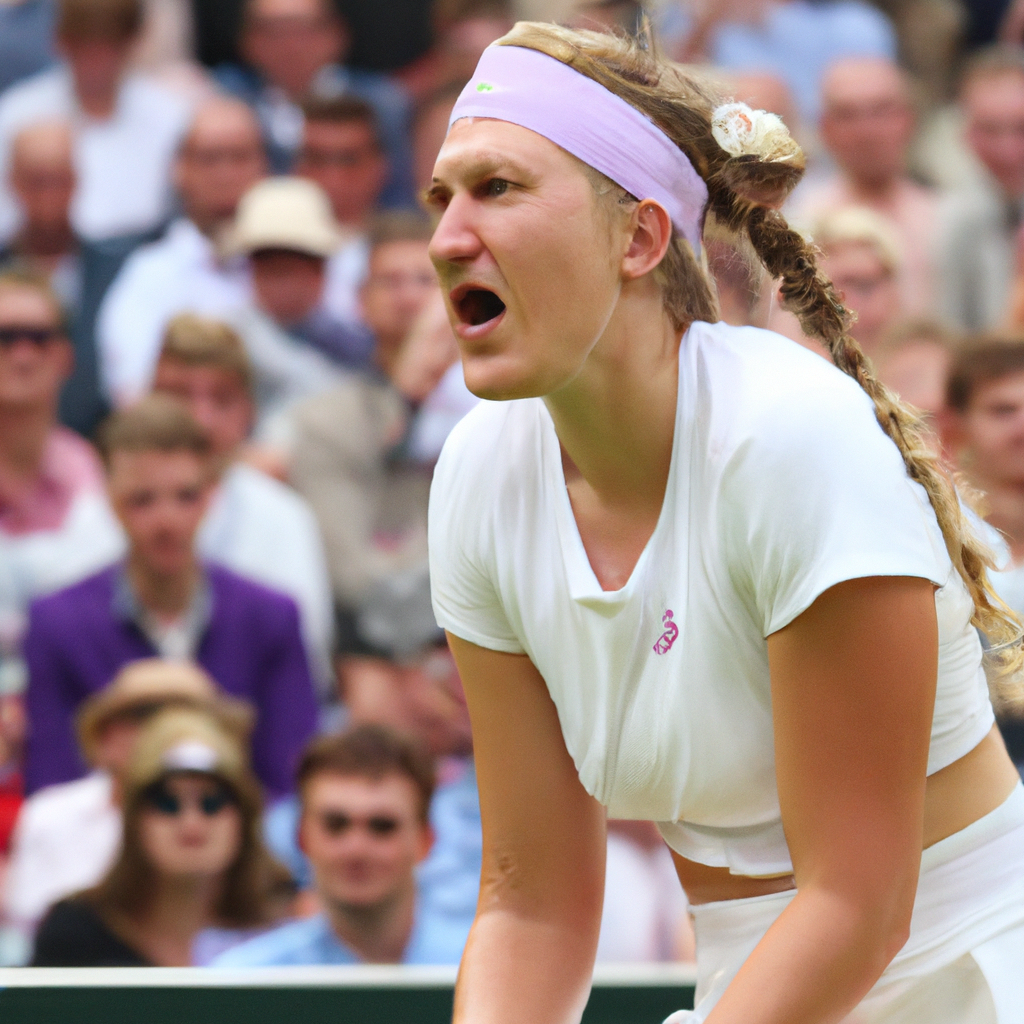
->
<box><xmin>543</xmin><ymin>285</ymin><xmax>681</xmax><ymax>512</ymax></box>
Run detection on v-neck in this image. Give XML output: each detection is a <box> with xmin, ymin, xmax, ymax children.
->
<box><xmin>543</xmin><ymin>333</ymin><xmax>689</xmax><ymax>606</ymax></box>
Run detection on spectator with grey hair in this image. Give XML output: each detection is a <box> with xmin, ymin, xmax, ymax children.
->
<box><xmin>790</xmin><ymin>55</ymin><xmax>938</xmax><ymax>318</ymax></box>
<box><xmin>0</xmin><ymin>120</ymin><xmax>156</xmax><ymax>435</ymax></box>
<box><xmin>0</xmin><ymin>0</ymin><xmax>193</xmax><ymax>243</ymax></box>
<box><xmin>936</xmin><ymin>46</ymin><xmax>1024</xmax><ymax>331</ymax></box>
<box><xmin>96</xmin><ymin>96</ymin><xmax>268</xmax><ymax>408</ymax></box>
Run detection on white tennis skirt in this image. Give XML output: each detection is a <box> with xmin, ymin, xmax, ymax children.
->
<box><xmin>666</xmin><ymin>782</ymin><xmax>1024</xmax><ymax>1023</ymax></box>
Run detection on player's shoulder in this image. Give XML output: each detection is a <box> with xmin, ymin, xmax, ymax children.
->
<box><xmin>434</xmin><ymin>397</ymin><xmax>543</xmax><ymax>495</ymax></box>
<box><xmin>688</xmin><ymin>320</ymin><xmax>877</xmax><ymax>450</ymax></box>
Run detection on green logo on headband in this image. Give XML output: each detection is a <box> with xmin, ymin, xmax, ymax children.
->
<box><xmin>476</xmin><ymin>82</ymin><xmax>494</xmax><ymax>92</ymax></box>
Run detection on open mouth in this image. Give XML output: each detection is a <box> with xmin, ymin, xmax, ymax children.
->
<box><xmin>451</xmin><ymin>285</ymin><xmax>506</xmax><ymax>327</ymax></box>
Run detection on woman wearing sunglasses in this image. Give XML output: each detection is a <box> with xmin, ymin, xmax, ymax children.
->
<box><xmin>31</xmin><ymin>706</ymin><xmax>288</xmax><ymax>966</ymax></box>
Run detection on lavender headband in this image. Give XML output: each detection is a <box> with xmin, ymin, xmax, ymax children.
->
<box><xmin>448</xmin><ymin>44</ymin><xmax>708</xmax><ymax>252</ymax></box>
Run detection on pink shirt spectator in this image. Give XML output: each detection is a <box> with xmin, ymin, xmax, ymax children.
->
<box><xmin>0</xmin><ymin>428</ymin><xmax>104</xmax><ymax>537</ymax></box>
<box><xmin>791</xmin><ymin>178</ymin><xmax>938</xmax><ymax>317</ymax></box>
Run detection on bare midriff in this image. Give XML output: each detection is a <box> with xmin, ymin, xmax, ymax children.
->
<box><xmin>673</xmin><ymin>725</ymin><xmax>1020</xmax><ymax>905</ymax></box>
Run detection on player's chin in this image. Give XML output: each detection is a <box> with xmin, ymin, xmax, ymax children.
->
<box><xmin>461</xmin><ymin>350</ymin><xmax>566</xmax><ymax>402</ymax></box>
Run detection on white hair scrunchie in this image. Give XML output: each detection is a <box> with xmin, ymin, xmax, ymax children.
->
<box><xmin>710</xmin><ymin>102</ymin><xmax>799</xmax><ymax>164</ymax></box>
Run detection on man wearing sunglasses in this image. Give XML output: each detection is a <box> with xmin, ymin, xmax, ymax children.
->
<box><xmin>212</xmin><ymin>724</ymin><xmax>468</xmax><ymax>966</ymax></box>
<box><xmin>0</xmin><ymin>269</ymin><xmax>123</xmax><ymax>776</ymax></box>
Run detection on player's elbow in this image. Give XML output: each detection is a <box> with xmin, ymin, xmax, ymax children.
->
<box><xmin>478</xmin><ymin>841</ymin><xmax>604</xmax><ymax>931</ymax></box>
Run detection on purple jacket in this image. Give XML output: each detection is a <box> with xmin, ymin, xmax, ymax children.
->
<box><xmin>24</xmin><ymin>562</ymin><xmax>318</xmax><ymax>797</ymax></box>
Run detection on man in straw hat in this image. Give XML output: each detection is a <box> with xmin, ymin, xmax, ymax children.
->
<box><xmin>225</xmin><ymin>176</ymin><xmax>375</xmax><ymax>419</ymax></box>
<box><xmin>2</xmin><ymin>658</ymin><xmax>250</xmax><ymax>953</ymax></box>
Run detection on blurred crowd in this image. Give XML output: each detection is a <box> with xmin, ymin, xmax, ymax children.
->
<box><xmin>1</xmin><ymin>0</ymin><xmax>1024</xmax><ymax>971</ymax></box>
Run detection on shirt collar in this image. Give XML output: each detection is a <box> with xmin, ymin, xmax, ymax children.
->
<box><xmin>113</xmin><ymin>563</ymin><xmax>213</xmax><ymax>658</ymax></box>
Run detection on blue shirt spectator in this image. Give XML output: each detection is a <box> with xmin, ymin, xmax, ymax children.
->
<box><xmin>211</xmin><ymin>903</ymin><xmax>466</xmax><ymax>966</ymax></box>
<box><xmin>659</xmin><ymin>0</ymin><xmax>897</xmax><ymax>125</ymax></box>
<box><xmin>264</xmin><ymin>756</ymin><xmax>482</xmax><ymax>930</ymax></box>
<box><xmin>0</xmin><ymin>0</ymin><xmax>56</xmax><ymax>96</ymax></box>
<box><xmin>242</xmin><ymin>724</ymin><xmax>469</xmax><ymax>966</ymax></box>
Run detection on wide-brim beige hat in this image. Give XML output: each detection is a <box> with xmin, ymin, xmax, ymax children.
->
<box><xmin>123</xmin><ymin>706</ymin><xmax>254</xmax><ymax>805</ymax></box>
<box><xmin>76</xmin><ymin>659</ymin><xmax>254</xmax><ymax>767</ymax></box>
<box><xmin>227</xmin><ymin>176</ymin><xmax>341</xmax><ymax>259</ymax></box>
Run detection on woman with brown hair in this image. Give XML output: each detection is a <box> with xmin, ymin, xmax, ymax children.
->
<box><xmin>425</xmin><ymin>22</ymin><xmax>1024</xmax><ymax>1024</ymax></box>
<box><xmin>31</xmin><ymin>706</ymin><xmax>288</xmax><ymax>966</ymax></box>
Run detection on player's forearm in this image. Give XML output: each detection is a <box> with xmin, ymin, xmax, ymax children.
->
<box><xmin>704</xmin><ymin>883</ymin><xmax>913</xmax><ymax>1024</ymax></box>
<box><xmin>453</xmin><ymin>908</ymin><xmax>599</xmax><ymax>1024</ymax></box>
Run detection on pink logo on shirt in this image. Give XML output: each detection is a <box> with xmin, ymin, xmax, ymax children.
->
<box><xmin>653</xmin><ymin>610</ymin><xmax>678</xmax><ymax>654</ymax></box>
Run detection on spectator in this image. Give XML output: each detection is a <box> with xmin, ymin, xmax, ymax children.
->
<box><xmin>150</xmin><ymin>314</ymin><xmax>335</xmax><ymax>691</ymax></box>
<box><xmin>411</xmin><ymin>0</ymin><xmax>513</xmax><ymax>102</ymax></box>
<box><xmin>226</xmin><ymin>176</ymin><xmax>374</xmax><ymax>414</ymax></box>
<box><xmin>284</xmin><ymin>214</ymin><xmax>464</xmax><ymax>618</ymax></box>
<box><xmin>597</xmin><ymin>820</ymin><xmax>692</xmax><ymax>963</ymax></box>
<box><xmin>0</xmin><ymin>120</ymin><xmax>154</xmax><ymax>435</ymax></box>
<box><xmin>872</xmin><ymin>319</ymin><xmax>954</xmax><ymax>421</ymax></box>
<box><xmin>0</xmin><ymin>0</ymin><xmax>193</xmax><ymax>243</ymax></box>
<box><xmin>791</xmin><ymin>56</ymin><xmax>938</xmax><ymax>317</ymax></box>
<box><xmin>266</xmin><ymin>573</ymin><xmax>479</xmax><ymax>924</ymax></box>
<box><xmin>2</xmin><ymin>658</ymin><xmax>251</xmax><ymax>947</ymax></box>
<box><xmin>659</xmin><ymin>0</ymin><xmax>897</xmax><ymax>126</ymax></box>
<box><xmin>0</xmin><ymin>0</ymin><xmax>57</xmax><ymax>97</ymax></box>
<box><xmin>411</xmin><ymin>80</ymin><xmax>465</xmax><ymax>196</ymax></box>
<box><xmin>940</xmin><ymin>337</ymin><xmax>1024</xmax><ymax>769</ymax></box>
<box><xmin>31</xmin><ymin>705</ymin><xmax>287</xmax><ymax>965</ymax></box>
<box><xmin>215</xmin><ymin>0</ymin><xmax>413</xmax><ymax>207</ymax></box>
<box><xmin>23</xmin><ymin>394</ymin><xmax>318</xmax><ymax>797</ymax></box>
<box><xmin>805</xmin><ymin>206</ymin><xmax>903</xmax><ymax>358</ymax></box>
<box><xmin>96</xmin><ymin>96</ymin><xmax>267</xmax><ymax>408</ymax></box>
<box><xmin>295</xmin><ymin>96</ymin><xmax>388</xmax><ymax>326</ymax></box>
<box><xmin>937</xmin><ymin>47</ymin><xmax>1024</xmax><ymax>332</ymax></box>
<box><xmin>0</xmin><ymin>268</ymin><xmax>123</xmax><ymax>698</ymax></box>
<box><xmin>213</xmin><ymin>724</ymin><xmax>467</xmax><ymax>966</ymax></box>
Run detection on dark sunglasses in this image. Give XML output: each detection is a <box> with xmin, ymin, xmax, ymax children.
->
<box><xmin>318</xmin><ymin>812</ymin><xmax>401</xmax><ymax>837</ymax></box>
<box><xmin>144</xmin><ymin>782</ymin><xmax>237</xmax><ymax>817</ymax></box>
<box><xmin>0</xmin><ymin>326</ymin><xmax>60</xmax><ymax>348</ymax></box>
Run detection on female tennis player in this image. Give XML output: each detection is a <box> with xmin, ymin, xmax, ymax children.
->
<box><xmin>425</xmin><ymin>23</ymin><xmax>1024</xmax><ymax>1024</ymax></box>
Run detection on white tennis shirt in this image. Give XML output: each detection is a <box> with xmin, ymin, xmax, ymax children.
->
<box><xmin>428</xmin><ymin>321</ymin><xmax>994</xmax><ymax>876</ymax></box>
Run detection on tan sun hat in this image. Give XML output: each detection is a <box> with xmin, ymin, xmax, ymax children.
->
<box><xmin>76</xmin><ymin>659</ymin><xmax>254</xmax><ymax>767</ymax></box>
<box><xmin>227</xmin><ymin>176</ymin><xmax>341</xmax><ymax>259</ymax></box>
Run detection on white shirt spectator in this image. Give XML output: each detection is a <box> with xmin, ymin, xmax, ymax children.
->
<box><xmin>1</xmin><ymin>772</ymin><xmax>120</xmax><ymax>934</ymax></box>
<box><xmin>324</xmin><ymin>233</ymin><xmax>369</xmax><ymax>327</ymax></box>
<box><xmin>0</xmin><ymin>67</ymin><xmax>192</xmax><ymax>242</ymax></box>
<box><xmin>0</xmin><ymin>491</ymin><xmax>124</xmax><ymax>691</ymax></box>
<box><xmin>197</xmin><ymin>463</ymin><xmax>335</xmax><ymax>694</ymax></box>
<box><xmin>97</xmin><ymin>217</ymin><xmax>252</xmax><ymax>406</ymax></box>
<box><xmin>99</xmin><ymin>218</ymin><xmax>370</xmax><ymax>407</ymax></box>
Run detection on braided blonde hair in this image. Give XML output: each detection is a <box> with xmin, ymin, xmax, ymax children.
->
<box><xmin>499</xmin><ymin>22</ymin><xmax>1024</xmax><ymax>702</ymax></box>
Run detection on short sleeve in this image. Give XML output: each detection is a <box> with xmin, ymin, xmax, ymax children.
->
<box><xmin>428</xmin><ymin>408</ymin><xmax>526</xmax><ymax>654</ymax></box>
<box><xmin>721</xmin><ymin>378</ymin><xmax>950</xmax><ymax>637</ymax></box>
